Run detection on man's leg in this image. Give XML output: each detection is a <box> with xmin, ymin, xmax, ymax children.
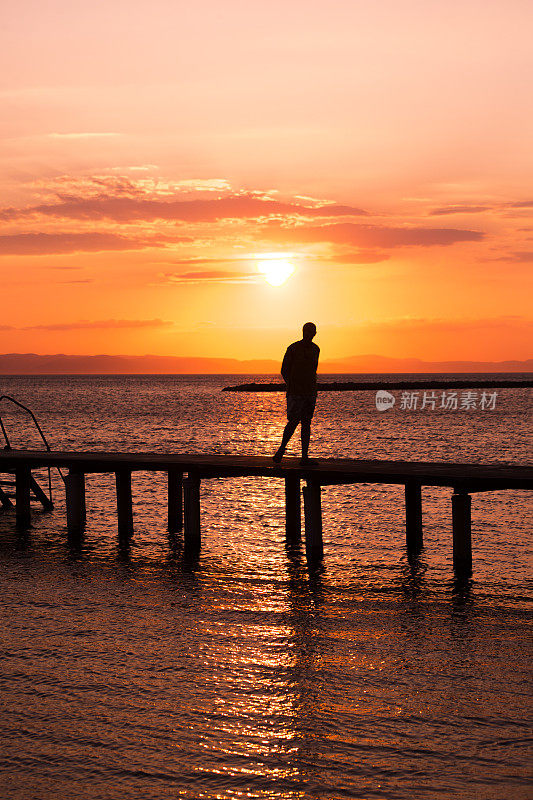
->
<box><xmin>273</xmin><ymin>417</ymin><xmax>300</xmax><ymax>462</ymax></box>
<box><xmin>301</xmin><ymin>418</ymin><xmax>311</xmax><ymax>459</ymax></box>
<box><xmin>300</xmin><ymin>396</ymin><xmax>316</xmax><ymax>462</ymax></box>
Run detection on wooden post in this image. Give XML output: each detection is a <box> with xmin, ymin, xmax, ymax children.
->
<box><xmin>183</xmin><ymin>474</ymin><xmax>201</xmax><ymax>550</ymax></box>
<box><xmin>15</xmin><ymin>465</ymin><xmax>31</xmax><ymax>530</ymax></box>
<box><xmin>65</xmin><ymin>470</ymin><xmax>86</xmax><ymax>535</ymax></box>
<box><xmin>116</xmin><ymin>469</ymin><xmax>133</xmax><ymax>538</ymax></box>
<box><xmin>405</xmin><ymin>482</ymin><xmax>423</xmax><ymax>552</ymax></box>
<box><xmin>168</xmin><ymin>469</ymin><xmax>183</xmax><ymax>532</ymax></box>
<box><xmin>285</xmin><ymin>475</ymin><xmax>301</xmax><ymax>539</ymax></box>
<box><xmin>452</xmin><ymin>490</ymin><xmax>472</xmax><ymax>575</ymax></box>
<box><xmin>303</xmin><ymin>480</ymin><xmax>323</xmax><ymax>562</ymax></box>
<box><xmin>79</xmin><ymin>472</ymin><xmax>87</xmax><ymax>522</ymax></box>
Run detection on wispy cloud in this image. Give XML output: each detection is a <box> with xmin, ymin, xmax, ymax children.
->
<box><xmin>325</xmin><ymin>250</ymin><xmax>390</xmax><ymax>264</ymax></box>
<box><xmin>47</xmin><ymin>133</ymin><xmax>121</xmax><ymax>139</ymax></box>
<box><xmin>162</xmin><ymin>270</ymin><xmax>258</xmax><ymax>284</ymax></box>
<box><xmin>429</xmin><ymin>205</ymin><xmax>491</xmax><ymax>216</ymax></box>
<box><xmin>429</xmin><ymin>199</ymin><xmax>533</xmax><ymax>216</ymax></box>
<box><xmin>490</xmin><ymin>251</ymin><xmax>533</xmax><ymax>263</ymax></box>
<box><xmin>350</xmin><ymin>315</ymin><xmax>533</xmax><ymax>333</ymax></box>
<box><xmin>0</xmin><ymin>232</ymin><xmax>162</xmax><ymax>255</ymax></box>
<box><xmin>261</xmin><ymin>222</ymin><xmax>484</xmax><ymax>248</ymax></box>
<box><xmin>163</xmin><ymin>257</ymin><xmax>252</xmax><ymax>267</ymax></box>
<box><xmin>508</xmin><ymin>200</ymin><xmax>533</xmax><ymax>209</ymax></box>
<box><xmin>57</xmin><ymin>279</ymin><xmax>94</xmax><ymax>284</ymax></box>
<box><xmin>1</xmin><ymin>195</ymin><xmax>369</xmax><ymax>224</ymax></box>
<box><xmin>24</xmin><ymin>319</ymin><xmax>174</xmax><ymax>331</ymax></box>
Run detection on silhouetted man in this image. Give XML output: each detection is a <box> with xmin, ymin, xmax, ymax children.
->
<box><xmin>273</xmin><ymin>322</ymin><xmax>319</xmax><ymax>464</ymax></box>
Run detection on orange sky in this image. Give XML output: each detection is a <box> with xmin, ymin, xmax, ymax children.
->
<box><xmin>1</xmin><ymin>0</ymin><xmax>532</xmax><ymax>363</ymax></box>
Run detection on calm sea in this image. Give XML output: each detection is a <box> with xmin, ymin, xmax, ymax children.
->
<box><xmin>0</xmin><ymin>374</ymin><xmax>531</xmax><ymax>800</ymax></box>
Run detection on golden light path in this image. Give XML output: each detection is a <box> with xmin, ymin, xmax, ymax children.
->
<box><xmin>257</xmin><ymin>256</ymin><xmax>295</xmax><ymax>287</ymax></box>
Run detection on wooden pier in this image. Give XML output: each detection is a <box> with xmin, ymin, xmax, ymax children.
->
<box><xmin>1</xmin><ymin>450</ymin><xmax>532</xmax><ymax>575</ymax></box>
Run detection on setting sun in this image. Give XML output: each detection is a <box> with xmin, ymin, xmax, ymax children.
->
<box><xmin>257</xmin><ymin>257</ymin><xmax>295</xmax><ymax>286</ymax></box>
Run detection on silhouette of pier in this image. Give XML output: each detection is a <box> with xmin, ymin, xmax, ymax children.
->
<box><xmin>1</xmin><ymin>450</ymin><xmax>531</xmax><ymax>575</ymax></box>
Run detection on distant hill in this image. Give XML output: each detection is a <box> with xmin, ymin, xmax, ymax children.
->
<box><xmin>322</xmin><ymin>354</ymin><xmax>533</xmax><ymax>374</ymax></box>
<box><xmin>1</xmin><ymin>353</ymin><xmax>532</xmax><ymax>375</ymax></box>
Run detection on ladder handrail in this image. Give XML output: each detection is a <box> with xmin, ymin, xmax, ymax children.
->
<box><xmin>0</xmin><ymin>395</ymin><xmax>66</xmax><ymax>495</ymax></box>
<box><xmin>0</xmin><ymin>395</ymin><xmax>52</xmax><ymax>451</ymax></box>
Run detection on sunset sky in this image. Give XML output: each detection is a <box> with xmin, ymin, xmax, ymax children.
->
<box><xmin>1</xmin><ymin>0</ymin><xmax>532</xmax><ymax>364</ymax></box>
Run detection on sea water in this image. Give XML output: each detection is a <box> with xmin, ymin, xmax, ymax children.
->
<box><xmin>0</xmin><ymin>375</ymin><xmax>531</xmax><ymax>799</ymax></box>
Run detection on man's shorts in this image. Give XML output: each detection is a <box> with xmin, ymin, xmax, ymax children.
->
<box><xmin>287</xmin><ymin>393</ymin><xmax>317</xmax><ymax>422</ymax></box>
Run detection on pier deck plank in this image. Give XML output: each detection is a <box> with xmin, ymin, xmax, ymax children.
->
<box><xmin>0</xmin><ymin>450</ymin><xmax>531</xmax><ymax>492</ymax></box>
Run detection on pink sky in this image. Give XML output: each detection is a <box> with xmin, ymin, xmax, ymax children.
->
<box><xmin>1</xmin><ymin>0</ymin><xmax>532</xmax><ymax>362</ymax></box>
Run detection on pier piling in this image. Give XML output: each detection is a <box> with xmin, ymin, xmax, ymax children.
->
<box><xmin>285</xmin><ymin>476</ymin><xmax>301</xmax><ymax>539</ymax></box>
<box><xmin>15</xmin><ymin>465</ymin><xmax>31</xmax><ymax>529</ymax></box>
<box><xmin>303</xmin><ymin>480</ymin><xmax>323</xmax><ymax>561</ymax></box>
<box><xmin>2</xmin><ymin>451</ymin><xmax>531</xmax><ymax>575</ymax></box>
<box><xmin>116</xmin><ymin>470</ymin><xmax>134</xmax><ymax>538</ymax></box>
<box><xmin>168</xmin><ymin>469</ymin><xmax>183</xmax><ymax>532</ymax></box>
<box><xmin>405</xmin><ymin>482</ymin><xmax>423</xmax><ymax>552</ymax></box>
<box><xmin>452</xmin><ymin>491</ymin><xmax>472</xmax><ymax>575</ymax></box>
<box><xmin>183</xmin><ymin>474</ymin><xmax>201</xmax><ymax>550</ymax></box>
<box><xmin>66</xmin><ymin>470</ymin><xmax>86</xmax><ymax>534</ymax></box>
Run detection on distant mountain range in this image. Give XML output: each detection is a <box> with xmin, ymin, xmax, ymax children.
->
<box><xmin>1</xmin><ymin>353</ymin><xmax>532</xmax><ymax>374</ymax></box>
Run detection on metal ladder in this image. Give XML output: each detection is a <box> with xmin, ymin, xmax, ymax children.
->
<box><xmin>0</xmin><ymin>395</ymin><xmax>65</xmax><ymax>512</ymax></box>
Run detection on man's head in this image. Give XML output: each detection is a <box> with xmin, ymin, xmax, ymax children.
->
<box><xmin>302</xmin><ymin>322</ymin><xmax>317</xmax><ymax>342</ymax></box>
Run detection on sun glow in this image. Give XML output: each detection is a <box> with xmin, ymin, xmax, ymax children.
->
<box><xmin>257</xmin><ymin>257</ymin><xmax>295</xmax><ymax>286</ymax></box>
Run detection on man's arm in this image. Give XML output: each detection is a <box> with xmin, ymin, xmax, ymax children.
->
<box><xmin>313</xmin><ymin>345</ymin><xmax>320</xmax><ymax>373</ymax></box>
<box><xmin>281</xmin><ymin>346</ymin><xmax>293</xmax><ymax>384</ymax></box>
